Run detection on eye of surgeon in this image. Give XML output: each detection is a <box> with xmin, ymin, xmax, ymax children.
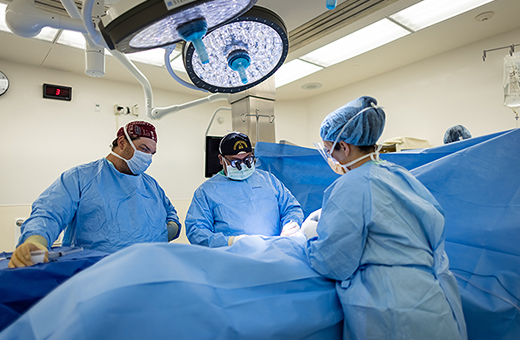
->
<box><xmin>219</xmin><ymin>135</ymin><xmax>256</xmax><ymax>181</ymax></box>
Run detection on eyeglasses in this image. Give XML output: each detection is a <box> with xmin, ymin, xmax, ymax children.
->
<box><xmin>222</xmin><ymin>155</ymin><xmax>255</xmax><ymax>170</ymax></box>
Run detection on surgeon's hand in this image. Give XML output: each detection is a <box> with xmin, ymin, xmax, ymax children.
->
<box><xmin>301</xmin><ymin>209</ymin><xmax>322</xmax><ymax>239</ymax></box>
<box><xmin>228</xmin><ymin>234</ymin><xmax>247</xmax><ymax>246</ymax></box>
<box><xmin>8</xmin><ymin>235</ymin><xmax>49</xmax><ymax>268</ymax></box>
<box><xmin>280</xmin><ymin>221</ymin><xmax>301</xmax><ymax>237</ymax></box>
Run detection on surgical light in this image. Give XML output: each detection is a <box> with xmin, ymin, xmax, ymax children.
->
<box><xmin>99</xmin><ymin>0</ymin><xmax>256</xmax><ymax>65</ymax></box>
<box><xmin>389</xmin><ymin>0</ymin><xmax>494</xmax><ymax>32</ymax></box>
<box><xmin>57</xmin><ymin>30</ymin><xmax>86</xmax><ymax>49</ymax></box>
<box><xmin>182</xmin><ymin>6</ymin><xmax>288</xmax><ymax>93</ymax></box>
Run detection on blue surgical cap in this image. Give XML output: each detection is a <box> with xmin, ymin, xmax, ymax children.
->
<box><xmin>443</xmin><ymin>125</ymin><xmax>472</xmax><ymax>144</ymax></box>
<box><xmin>320</xmin><ymin>96</ymin><xmax>386</xmax><ymax>146</ymax></box>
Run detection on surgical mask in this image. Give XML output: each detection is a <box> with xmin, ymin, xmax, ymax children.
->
<box><xmin>225</xmin><ymin>161</ymin><xmax>255</xmax><ymax>180</ymax></box>
<box><xmin>314</xmin><ymin>103</ymin><xmax>381</xmax><ymax>175</ymax></box>
<box><xmin>110</xmin><ymin>126</ymin><xmax>153</xmax><ymax>175</ymax></box>
<box><xmin>325</xmin><ymin>146</ymin><xmax>381</xmax><ymax>175</ymax></box>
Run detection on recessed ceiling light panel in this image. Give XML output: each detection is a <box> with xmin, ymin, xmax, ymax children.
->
<box><xmin>99</xmin><ymin>0</ymin><xmax>256</xmax><ymax>53</ymax></box>
<box><xmin>183</xmin><ymin>6</ymin><xmax>288</xmax><ymax>93</ymax></box>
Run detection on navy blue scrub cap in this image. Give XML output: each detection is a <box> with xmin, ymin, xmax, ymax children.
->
<box><xmin>443</xmin><ymin>125</ymin><xmax>472</xmax><ymax>144</ymax></box>
<box><xmin>320</xmin><ymin>96</ymin><xmax>386</xmax><ymax>146</ymax></box>
<box><xmin>219</xmin><ymin>132</ymin><xmax>253</xmax><ymax>155</ymax></box>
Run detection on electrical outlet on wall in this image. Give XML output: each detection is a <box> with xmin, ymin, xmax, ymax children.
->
<box><xmin>14</xmin><ymin>218</ymin><xmax>25</xmax><ymax>246</ymax></box>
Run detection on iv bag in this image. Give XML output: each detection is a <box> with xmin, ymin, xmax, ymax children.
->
<box><xmin>503</xmin><ymin>53</ymin><xmax>520</xmax><ymax>108</ymax></box>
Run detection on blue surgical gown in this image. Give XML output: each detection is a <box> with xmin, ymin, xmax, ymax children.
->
<box><xmin>306</xmin><ymin>160</ymin><xmax>467</xmax><ymax>340</ymax></box>
<box><xmin>19</xmin><ymin>158</ymin><xmax>180</xmax><ymax>253</ymax></box>
<box><xmin>185</xmin><ymin>169</ymin><xmax>304</xmax><ymax>247</ymax></box>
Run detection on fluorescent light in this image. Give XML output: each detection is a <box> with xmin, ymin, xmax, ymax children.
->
<box><xmin>34</xmin><ymin>27</ymin><xmax>59</xmax><ymax>42</ymax></box>
<box><xmin>300</xmin><ymin>19</ymin><xmax>410</xmax><ymax>68</ymax></box>
<box><xmin>275</xmin><ymin>59</ymin><xmax>323</xmax><ymax>88</ymax></box>
<box><xmin>127</xmin><ymin>48</ymin><xmax>166</xmax><ymax>67</ymax></box>
<box><xmin>57</xmin><ymin>30</ymin><xmax>86</xmax><ymax>49</ymax></box>
<box><xmin>390</xmin><ymin>0</ymin><xmax>494</xmax><ymax>31</ymax></box>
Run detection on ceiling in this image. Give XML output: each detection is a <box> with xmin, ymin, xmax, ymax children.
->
<box><xmin>0</xmin><ymin>0</ymin><xmax>519</xmax><ymax>101</ymax></box>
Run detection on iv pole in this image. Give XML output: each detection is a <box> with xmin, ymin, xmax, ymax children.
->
<box><xmin>483</xmin><ymin>43</ymin><xmax>520</xmax><ymax>127</ymax></box>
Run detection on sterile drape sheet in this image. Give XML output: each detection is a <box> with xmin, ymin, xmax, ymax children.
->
<box><xmin>0</xmin><ymin>237</ymin><xmax>343</xmax><ymax>340</ymax></box>
<box><xmin>0</xmin><ymin>248</ymin><xmax>108</xmax><ymax>331</ymax></box>
<box><xmin>256</xmin><ymin>129</ymin><xmax>520</xmax><ymax>340</ymax></box>
<box><xmin>1</xmin><ymin>130</ymin><xmax>518</xmax><ymax>340</ymax></box>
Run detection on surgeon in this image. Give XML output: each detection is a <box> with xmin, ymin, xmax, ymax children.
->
<box><xmin>9</xmin><ymin>121</ymin><xmax>181</xmax><ymax>268</ymax></box>
<box><xmin>303</xmin><ymin>96</ymin><xmax>467</xmax><ymax>339</ymax></box>
<box><xmin>185</xmin><ymin>132</ymin><xmax>304</xmax><ymax>247</ymax></box>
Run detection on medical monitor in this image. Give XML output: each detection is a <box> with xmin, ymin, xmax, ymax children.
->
<box><xmin>205</xmin><ymin>136</ymin><xmax>223</xmax><ymax>178</ymax></box>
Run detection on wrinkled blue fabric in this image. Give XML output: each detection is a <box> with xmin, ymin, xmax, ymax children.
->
<box><xmin>411</xmin><ymin>129</ymin><xmax>520</xmax><ymax>340</ymax></box>
<box><xmin>255</xmin><ymin>142</ymin><xmax>340</xmax><ymax>219</ymax></box>
<box><xmin>320</xmin><ymin>96</ymin><xmax>385</xmax><ymax>145</ymax></box>
<box><xmin>19</xmin><ymin>158</ymin><xmax>180</xmax><ymax>253</ymax></box>
<box><xmin>306</xmin><ymin>160</ymin><xmax>466</xmax><ymax>339</ymax></box>
<box><xmin>0</xmin><ymin>239</ymin><xmax>343</xmax><ymax>340</ymax></box>
<box><xmin>380</xmin><ymin>130</ymin><xmax>509</xmax><ymax>170</ymax></box>
<box><xmin>185</xmin><ymin>169</ymin><xmax>304</xmax><ymax>247</ymax></box>
<box><xmin>444</xmin><ymin>125</ymin><xmax>472</xmax><ymax>144</ymax></box>
<box><xmin>0</xmin><ymin>248</ymin><xmax>108</xmax><ymax>332</ymax></box>
<box><xmin>256</xmin><ymin>129</ymin><xmax>520</xmax><ymax>340</ymax></box>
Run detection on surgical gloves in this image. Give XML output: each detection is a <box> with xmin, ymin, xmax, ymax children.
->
<box><xmin>8</xmin><ymin>235</ymin><xmax>49</xmax><ymax>268</ymax></box>
<box><xmin>302</xmin><ymin>209</ymin><xmax>321</xmax><ymax>239</ymax></box>
<box><xmin>281</xmin><ymin>221</ymin><xmax>301</xmax><ymax>237</ymax></box>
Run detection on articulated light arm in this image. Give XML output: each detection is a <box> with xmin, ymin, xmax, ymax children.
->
<box><xmin>110</xmin><ymin>50</ymin><xmax>154</xmax><ymax>118</ymax></box>
<box><xmin>81</xmin><ymin>0</ymin><xmax>107</xmax><ymax>48</ymax></box>
<box><xmin>151</xmin><ymin>93</ymin><xmax>228</xmax><ymax>120</ymax></box>
<box><xmin>5</xmin><ymin>0</ymin><xmax>85</xmax><ymax>37</ymax></box>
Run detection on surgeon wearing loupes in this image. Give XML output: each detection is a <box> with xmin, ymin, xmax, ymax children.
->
<box><xmin>303</xmin><ymin>96</ymin><xmax>467</xmax><ymax>340</ymax></box>
<box><xmin>185</xmin><ymin>131</ymin><xmax>304</xmax><ymax>247</ymax></box>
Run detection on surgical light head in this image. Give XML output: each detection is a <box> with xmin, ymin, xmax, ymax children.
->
<box><xmin>99</xmin><ymin>0</ymin><xmax>257</xmax><ymax>64</ymax></box>
<box><xmin>183</xmin><ymin>6</ymin><xmax>288</xmax><ymax>93</ymax></box>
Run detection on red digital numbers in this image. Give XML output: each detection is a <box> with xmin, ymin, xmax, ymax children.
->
<box><xmin>55</xmin><ymin>89</ymin><xmax>61</xmax><ymax>96</ymax></box>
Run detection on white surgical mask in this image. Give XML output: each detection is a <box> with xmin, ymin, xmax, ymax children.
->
<box><xmin>225</xmin><ymin>162</ymin><xmax>255</xmax><ymax>180</ymax></box>
<box><xmin>110</xmin><ymin>125</ymin><xmax>153</xmax><ymax>175</ymax></box>
<box><xmin>327</xmin><ymin>145</ymin><xmax>381</xmax><ymax>175</ymax></box>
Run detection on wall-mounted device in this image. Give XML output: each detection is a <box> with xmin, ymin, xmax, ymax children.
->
<box><xmin>43</xmin><ymin>83</ymin><xmax>72</xmax><ymax>101</ymax></box>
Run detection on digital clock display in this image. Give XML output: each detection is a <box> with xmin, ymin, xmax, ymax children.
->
<box><xmin>43</xmin><ymin>83</ymin><xmax>72</xmax><ymax>101</ymax></box>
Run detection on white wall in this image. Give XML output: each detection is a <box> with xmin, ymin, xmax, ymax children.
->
<box><xmin>1</xmin><ymin>27</ymin><xmax>518</xmax><ymax>251</ymax></box>
<box><xmin>0</xmin><ymin>59</ymin><xmax>227</xmax><ymax>250</ymax></box>
<box><xmin>279</xmin><ymin>27</ymin><xmax>520</xmax><ymax>148</ymax></box>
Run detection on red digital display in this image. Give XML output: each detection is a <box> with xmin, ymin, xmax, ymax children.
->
<box><xmin>43</xmin><ymin>83</ymin><xmax>72</xmax><ymax>101</ymax></box>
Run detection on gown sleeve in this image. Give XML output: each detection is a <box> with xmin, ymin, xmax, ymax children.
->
<box><xmin>305</xmin><ymin>172</ymin><xmax>372</xmax><ymax>281</ymax></box>
<box><xmin>185</xmin><ymin>187</ymin><xmax>229</xmax><ymax>247</ymax></box>
<box><xmin>19</xmin><ymin>168</ymin><xmax>82</xmax><ymax>248</ymax></box>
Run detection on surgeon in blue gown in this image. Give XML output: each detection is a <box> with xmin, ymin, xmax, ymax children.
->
<box><xmin>303</xmin><ymin>96</ymin><xmax>467</xmax><ymax>339</ymax></box>
<box><xmin>186</xmin><ymin>132</ymin><xmax>304</xmax><ymax>247</ymax></box>
<box><xmin>9</xmin><ymin>121</ymin><xmax>181</xmax><ymax>268</ymax></box>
